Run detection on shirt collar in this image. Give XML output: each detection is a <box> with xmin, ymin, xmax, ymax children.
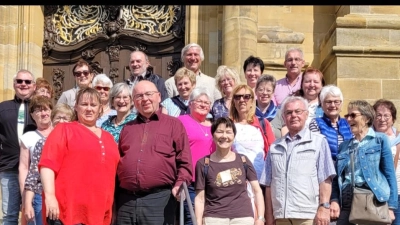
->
<box><xmin>285</xmin><ymin>126</ymin><xmax>307</xmax><ymax>142</ymax></box>
<box><xmin>137</xmin><ymin>108</ymin><xmax>161</xmax><ymax>123</ymax></box>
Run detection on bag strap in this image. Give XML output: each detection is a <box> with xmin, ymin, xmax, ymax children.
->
<box><xmin>171</xmin><ymin>96</ymin><xmax>189</xmax><ymax>115</ymax></box>
<box><xmin>34</xmin><ymin>130</ymin><xmax>45</xmax><ymax>139</ymax></box>
<box><xmin>204</xmin><ymin>155</ymin><xmax>210</xmax><ymax>178</ymax></box>
<box><xmin>350</xmin><ymin>142</ymin><xmax>356</xmax><ymax>188</ymax></box>
<box><xmin>258</xmin><ymin>117</ymin><xmax>267</xmax><ymax>136</ymax></box>
<box><xmin>395</xmin><ymin>131</ymin><xmax>400</xmax><ymax>169</ymax></box>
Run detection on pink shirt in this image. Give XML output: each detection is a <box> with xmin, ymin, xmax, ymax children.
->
<box><xmin>273</xmin><ymin>73</ymin><xmax>303</xmax><ymax>107</ymax></box>
<box><xmin>178</xmin><ymin>115</ymin><xmax>216</xmax><ymax>181</ymax></box>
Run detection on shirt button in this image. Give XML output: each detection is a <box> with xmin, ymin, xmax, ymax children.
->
<box><xmin>102</xmin><ymin>146</ymin><xmax>104</xmax><ymax>148</ymax></box>
<box><xmin>374</xmin><ymin>187</ymin><xmax>377</xmax><ymax>190</ymax></box>
<box><xmin>367</xmin><ymin>178</ymin><xmax>371</xmax><ymax>181</ymax></box>
<box><xmin>102</xmin><ymin>153</ymin><xmax>105</xmax><ymax>155</ymax></box>
<box><xmin>99</xmin><ymin>141</ymin><xmax>102</xmax><ymax>143</ymax></box>
<box><xmin>364</xmin><ymin>167</ymin><xmax>367</xmax><ymax>169</ymax></box>
<box><xmin>361</xmin><ymin>156</ymin><xmax>364</xmax><ymax>158</ymax></box>
<box><xmin>140</xmin><ymin>149</ymin><xmax>143</xmax><ymax>152</ymax></box>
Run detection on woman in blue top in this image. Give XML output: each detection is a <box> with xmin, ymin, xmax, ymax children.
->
<box><xmin>330</xmin><ymin>100</ymin><xmax>397</xmax><ymax>224</ymax></box>
<box><xmin>101</xmin><ymin>83</ymin><xmax>136</xmax><ymax>143</ymax></box>
<box><xmin>309</xmin><ymin>85</ymin><xmax>352</xmax><ymax>161</ymax></box>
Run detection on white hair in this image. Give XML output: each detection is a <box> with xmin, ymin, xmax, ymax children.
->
<box><xmin>189</xmin><ymin>87</ymin><xmax>213</xmax><ymax>106</ymax></box>
<box><xmin>280</xmin><ymin>96</ymin><xmax>308</xmax><ymax>114</ymax></box>
<box><xmin>319</xmin><ymin>85</ymin><xmax>343</xmax><ymax>103</ymax></box>
<box><xmin>13</xmin><ymin>69</ymin><xmax>35</xmax><ymax>82</ymax></box>
<box><xmin>285</xmin><ymin>47</ymin><xmax>304</xmax><ymax>60</ymax></box>
<box><xmin>181</xmin><ymin>43</ymin><xmax>205</xmax><ymax>62</ymax></box>
<box><xmin>92</xmin><ymin>74</ymin><xmax>113</xmax><ymax>88</ymax></box>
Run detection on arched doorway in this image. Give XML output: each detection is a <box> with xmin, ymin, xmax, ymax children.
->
<box><xmin>42</xmin><ymin>5</ymin><xmax>185</xmax><ymax>101</ymax></box>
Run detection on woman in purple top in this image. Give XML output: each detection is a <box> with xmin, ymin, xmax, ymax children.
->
<box><xmin>211</xmin><ymin>65</ymin><xmax>240</xmax><ymax>120</ymax></box>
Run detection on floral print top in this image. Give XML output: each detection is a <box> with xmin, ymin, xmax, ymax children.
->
<box><xmin>101</xmin><ymin>113</ymin><xmax>137</xmax><ymax>143</ymax></box>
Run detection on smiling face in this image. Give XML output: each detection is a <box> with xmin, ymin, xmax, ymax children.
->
<box><xmin>14</xmin><ymin>71</ymin><xmax>36</xmax><ymax>100</ymax></box>
<box><xmin>284</xmin><ymin>50</ymin><xmax>305</xmax><ymax>77</ymax></box>
<box><xmin>75</xmin><ymin>93</ymin><xmax>101</xmax><ymax>126</ymax></box>
<box><xmin>322</xmin><ymin>94</ymin><xmax>342</xmax><ymax>120</ymax></box>
<box><xmin>244</xmin><ymin>64</ymin><xmax>262</xmax><ymax>88</ymax></box>
<box><xmin>94</xmin><ymin>81</ymin><xmax>111</xmax><ymax>103</ymax></box>
<box><xmin>189</xmin><ymin>94</ymin><xmax>211</xmax><ymax>118</ymax></box>
<box><xmin>256</xmin><ymin>81</ymin><xmax>274</xmax><ymax>106</ymax></box>
<box><xmin>283</xmin><ymin>100</ymin><xmax>309</xmax><ymax>134</ymax></box>
<box><xmin>74</xmin><ymin>65</ymin><xmax>94</xmax><ymax>88</ymax></box>
<box><xmin>373</xmin><ymin>105</ymin><xmax>394</xmax><ymax>133</ymax></box>
<box><xmin>346</xmin><ymin>107</ymin><xmax>368</xmax><ymax>136</ymax></box>
<box><xmin>177</xmin><ymin>76</ymin><xmax>195</xmax><ymax>99</ymax></box>
<box><xmin>233</xmin><ymin>88</ymin><xmax>254</xmax><ymax>116</ymax></box>
<box><xmin>219</xmin><ymin>74</ymin><xmax>236</xmax><ymax>96</ymax></box>
<box><xmin>184</xmin><ymin>47</ymin><xmax>202</xmax><ymax>74</ymax></box>
<box><xmin>302</xmin><ymin>72</ymin><xmax>322</xmax><ymax>101</ymax></box>
<box><xmin>129</xmin><ymin>51</ymin><xmax>149</xmax><ymax>76</ymax></box>
<box><xmin>213</xmin><ymin>123</ymin><xmax>235</xmax><ymax>150</ymax></box>
<box><xmin>133</xmin><ymin>81</ymin><xmax>161</xmax><ymax>118</ymax></box>
<box><xmin>112</xmin><ymin>89</ymin><xmax>132</xmax><ymax>114</ymax></box>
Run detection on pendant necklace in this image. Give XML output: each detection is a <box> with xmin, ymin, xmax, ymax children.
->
<box><xmin>191</xmin><ymin>115</ymin><xmax>209</xmax><ymax>136</ymax></box>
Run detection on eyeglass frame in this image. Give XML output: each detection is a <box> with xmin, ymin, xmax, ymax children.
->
<box><xmin>133</xmin><ymin>91</ymin><xmax>159</xmax><ymax>100</ymax></box>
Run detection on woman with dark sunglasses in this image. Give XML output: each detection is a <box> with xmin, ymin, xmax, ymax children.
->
<box><xmin>330</xmin><ymin>100</ymin><xmax>397</xmax><ymax>224</ymax></box>
<box><xmin>229</xmin><ymin>84</ymin><xmax>275</xmax><ymax>218</ymax></box>
<box><xmin>92</xmin><ymin>74</ymin><xmax>117</xmax><ymax>127</ymax></box>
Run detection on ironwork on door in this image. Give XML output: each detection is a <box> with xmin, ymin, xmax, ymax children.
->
<box><xmin>42</xmin><ymin>5</ymin><xmax>185</xmax><ymax>101</ymax></box>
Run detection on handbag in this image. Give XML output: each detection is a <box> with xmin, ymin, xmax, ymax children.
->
<box><xmin>348</xmin><ymin>146</ymin><xmax>391</xmax><ymax>224</ymax></box>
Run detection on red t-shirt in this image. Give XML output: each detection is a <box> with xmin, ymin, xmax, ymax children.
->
<box><xmin>39</xmin><ymin>121</ymin><xmax>120</xmax><ymax>225</ymax></box>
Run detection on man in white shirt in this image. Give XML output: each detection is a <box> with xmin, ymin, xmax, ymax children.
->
<box><xmin>165</xmin><ymin>43</ymin><xmax>222</xmax><ymax>102</ymax></box>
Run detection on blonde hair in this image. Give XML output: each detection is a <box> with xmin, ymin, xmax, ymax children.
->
<box><xmin>229</xmin><ymin>84</ymin><xmax>256</xmax><ymax>124</ymax></box>
<box><xmin>174</xmin><ymin>67</ymin><xmax>197</xmax><ymax>86</ymax></box>
<box><xmin>214</xmin><ymin>65</ymin><xmax>240</xmax><ymax>96</ymax></box>
<box><xmin>51</xmin><ymin>103</ymin><xmax>75</xmax><ymax>122</ymax></box>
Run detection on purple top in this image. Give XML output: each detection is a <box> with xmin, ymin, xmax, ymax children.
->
<box><xmin>273</xmin><ymin>74</ymin><xmax>302</xmax><ymax>107</ymax></box>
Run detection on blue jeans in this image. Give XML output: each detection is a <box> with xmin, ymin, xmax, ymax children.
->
<box><xmin>0</xmin><ymin>171</ymin><xmax>21</xmax><ymax>225</ymax></box>
<box><xmin>183</xmin><ymin>183</ymin><xmax>195</xmax><ymax>225</ymax></box>
<box><xmin>392</xmin><ymin>195</ymin><xmax>400</xmax><ymax>225</ymax></box>
<box><xmin>27</xmin><ymin>193</ymin><xmax>43</xmax><ymax>225</ymax></box>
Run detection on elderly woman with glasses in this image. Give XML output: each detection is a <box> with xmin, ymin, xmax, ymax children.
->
<box><xmin>161</xmin><ymin>67</ymin><xmax>197</xmax><ymax>117</ymax></box>
<box><xmin>211</xmin><ymin>65</ymin><xmax>241</xmax><ymax>120</ymax></box>
<box><xmin>330</xmin><ymin>100</ymin><xmax>397</xmax><ymax>224</ymax></box>
<box><xmin>372</xmin><ymin>99</ymin><xmax>400</xmax><ymax>225</ymax></box>
<box><xmin>101</xmin><ymin>83</ymin><xmax>137</xmax><ymax>143</ymax></box>
<box><xmin>93</xmin><ymin>74</ymin><xmax>117</xmax><ymax>127</ymax></box>
<box><xmin>309</xmin><ymin>85</ymin><xmax>352</xmax><ymax>162</ymax></box>
<box><xmin>178</xmin><ymin>87</ymin><xmax>215</xmax><ymax>225</ymax></box>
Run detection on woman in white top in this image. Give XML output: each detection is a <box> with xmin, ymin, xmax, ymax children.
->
<box><xmin>372</xmin><ymin>99</ymin><xmax>400</xmax><ymax>225</ymax></box>
<box><xmin>19</xmin><ymin>95</ymin><xmax>54</xmax><ymax>225</ymax></box>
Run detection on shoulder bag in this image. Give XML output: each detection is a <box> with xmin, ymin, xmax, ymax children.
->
<box><xmin>348</xmin><ymin>145</ymin><xmax>391</xmax><ymax>224</ymax></box>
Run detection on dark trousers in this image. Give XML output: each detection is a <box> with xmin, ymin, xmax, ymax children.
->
<box><xmin>46</xmin><ymin>218</ymin><xmax>84</xmax><ymax>225</ymax></box>
<box><xmin>116</xmin><ymin>188</ymin><xmax>176</xmax><ymax>225</ymax></box>
<box><xmin>337</xmin><ymin>185</ymin><xmax>355</xmax><ymax>225</ymax></box>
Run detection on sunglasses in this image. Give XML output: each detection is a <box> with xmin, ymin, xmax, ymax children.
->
<box><xmin>233</xmin><ymin>94</ymin><xmax>252</xmax><ymax>101</ymax></box>
<box><xmin>95</xmin><ymin>86</ymin><xmax>111</xmax><ymax>91</ymax></box>
<box><xmin>15</xmin><ymin>79</ymin><xmax>33</xmax><ymax>85</ymax></box>
<box><xmin>73</xmin><ymin>70</ymin><xmax>90</xmax><ymax>77</ymax></box>
<box><xmin>344</xmin><ymin>113</ymin><xmax>362</xmax><ymax>119</ymax></box>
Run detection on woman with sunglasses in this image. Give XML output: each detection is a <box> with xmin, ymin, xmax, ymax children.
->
<box><xmin>229</xmin><ymin>84</ymin><xmax>275</xmax><ymax>210</ymax></box>
<box><xmin>372</xmin><ymin>99</ymin><xmax>400</xmax><ymax>225</ymax></box>
<box><xmin>309</xmin><ymin>85</ymin><xmax>352</xmax><ymax>162</ymax></box>
<box><xmin>330</xmin><ymin>100</ymin><xmax>397</xmax><ymax>224</ymax></box>
<box><xmin>92</xmin><ymin>74</ymin><xmax>117</xmax><ymax>127</ymax></box>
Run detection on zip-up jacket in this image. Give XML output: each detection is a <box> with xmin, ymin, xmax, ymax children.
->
<box><xmin>0</xmin><ymin>96</ymin><xmax>37</xmax><ymax>171</ymax></box>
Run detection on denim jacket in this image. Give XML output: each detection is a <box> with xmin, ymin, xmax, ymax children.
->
<box><xmin>331</xmin><ymin>130</ymin><xmax>398</xmax><ymax>209</ymax></box>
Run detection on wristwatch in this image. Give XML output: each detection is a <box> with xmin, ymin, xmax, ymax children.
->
<box><xmin>257</xmin><ymin>216</ymin><xmax>266</xmax><ymax>222</ymax></box>
<box><xmin>319</xmin><ymin>202</ymin><xmax>331</xmax><ymax>209</ymax></box>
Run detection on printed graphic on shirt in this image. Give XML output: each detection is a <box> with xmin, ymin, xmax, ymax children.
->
<box><xmin>215</xmin><ymin>167</ymin><xmax>243</xmax><ymax>187</ymax></box>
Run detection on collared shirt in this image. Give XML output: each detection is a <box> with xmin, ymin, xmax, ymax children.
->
<box><xmin>101</xmin><ymin>113</ymin><xmax>137</xmax><ymax>143</ymax></box>
<box><xmin>117</xmin><ymin>109</ymin><xmax>192</xmax><ymax>191</ymax></box>
<box><xmin>129</xmin><ymin>71</ymin><xmax>147</xmax><ymax>87</ymax></box>
<box><xmin>165</xmin><ymin>71</ymin><xmax>222</xmax><ymax>102</ymax></box>
<box><xmin>273</xmin><ymin>74</ymin><xmax>302</xmax><ymax>107</ymax></box>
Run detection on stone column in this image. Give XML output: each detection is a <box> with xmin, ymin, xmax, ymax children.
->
<box><xmin>222</xmin><ymin>6</ymin><xmax>258</xmax><ymax>82</ymax></box>
<box><xmin>0</xmin><ymin>6</ymin><xmax>43</xmax><ymax>101</ymax></box>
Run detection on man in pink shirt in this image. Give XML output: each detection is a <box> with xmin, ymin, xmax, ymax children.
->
<box><xmin>273</xmin><ymin>48</ymin><xmax>305</xmax><ymax>107</ymax></box>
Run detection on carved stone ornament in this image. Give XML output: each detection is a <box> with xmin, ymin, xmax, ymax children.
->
<box><xmin>109</xmin><ymin>67</ymin><xmax>119</xmax><ymax>83</ymax></box>
<box><xmin>52</xmin><ymin>68</ymin><xmax>65</xmax><ymax>101</ymax></box>
<box><xmin>81</xmin><ymin>47</ymin><xmax>96</xmax><ymax>60</ymax></box>
<box><xmin>89</xmin><ymin>62</ymin><xmax>104</xmax><ymax>75</ymax></box>
<box><xmin>258</xmin><ymin>26</ymin><xmax>305</xmax><ymax>44</ymax></box>
<box><xmin>132</xmin><ymin>43</ymin><xmax>147</xmax><ymax>52</ymax></box>
<box><xmin>106</xmin><ymin>45</ymin><xmax>121</xmax><ymax>62</ymax></box>
<box><xmin>167</xmin><ymin>59</ymin><xmax>183</xmax><ymax>77</ymax></box>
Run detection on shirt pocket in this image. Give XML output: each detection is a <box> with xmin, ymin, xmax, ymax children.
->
<box><xmin>152</xmin><ymin>133</ymin><xmax>174</xmax><ymax>157</ymax></box>
<box><xmin>364</xmin><ymin>148</ymin><xmax>381</xmax><ymax>162</ymax></box>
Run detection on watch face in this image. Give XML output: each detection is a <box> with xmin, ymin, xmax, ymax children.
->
<box><xmin>321</xmin><ymin>202</ymin><xmax>330</xmax><ymax>208</ymax></box>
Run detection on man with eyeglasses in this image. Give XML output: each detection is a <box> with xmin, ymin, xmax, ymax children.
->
<box><xmin>164</xmin><ymin>43</ymin><xmax>222</xmax><ymax>102</ymax></box>
<box><xmin>126</xmin><ymin>50</ymin><xmax>168</xmax><ymax>101</ymax></box>
<box><xmin>0</xmin><ymin>69</ymin><xmax>37</xmax><ymax>225</ymax></box>
<box><xmin>260</xmin><ymin>96</ymin><xmax>336</xmax><ymax>225</ymax></box>
<box><xmin>116</xmin><ymin>80</ymin><xmax>192</xmax><ymax>225</ymax></box>
<box><xmin>57</xmin><ymin>59</ymin><xmax>95</xmax><ymax>108</ymax></box>
<box><xmin>273</xmin><ymin>47</ymin><xmax>305</xmax><ymax>107</ymax></box>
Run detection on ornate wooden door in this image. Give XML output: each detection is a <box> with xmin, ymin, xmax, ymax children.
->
<box><xmin>42</xmin><ymin>5</ymin><xmax>185</xmax><ymax>101</ymax></box>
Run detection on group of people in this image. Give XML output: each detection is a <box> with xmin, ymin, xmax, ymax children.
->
<box><xmin>0</xmin><ymin>42</ymin><xmax>398</xmax><ymax>225</ymax></box>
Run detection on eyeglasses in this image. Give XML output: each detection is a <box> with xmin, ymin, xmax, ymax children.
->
<box><xmin>233</xmin><ymin>94</ymin><xmax>252</xmax><ymax>101</ymax></box>
<box><xmin>15</xmin><ymin>79</ymin><xmax>33</xmax><ymax>85</ymax></box>
<box><xmin>324</xmin><ymin>100</ymin><xmax>342</xmax><ymax>106</ymax></box>
<box><xmin>73</xmin><ymin>70</ymin><xmax>90</xmax><ymax>77</ymax></box>
<box><xmin>344</xmin><ymin>113</ymin><xmax>362</xmax><ymax>119</ymax></box>
<box><xmin>95</xmin><ymin>86</ymin><xmax>111</xmax><ymax>91</ymax></box>
<box><xmin>192</xmin><ymin>100</ymin><xmax>211</xmax><ymax>106</ymax></box>
<box><xmin>256</xmin><ymin>88</ymin><xmax>273</xmax><ymax>94</ymax></box>
<box><xmin>376</xmin><ymin>114</ymin><xmax>392</xmax><ymax>121</ymax></box>
<box><xmin>33</xmin><ymin>108</ymin><xmax>51</xmax><ymax>114</ymax></box>
<box><xmin>285</xmin><ymin>58</ymin><xmax>303</xmax><ymax>62</ymax></box>
<box><xmin>284</xmin><ymin>109</ymin><xmax>307</xmax><ymax>116</ymax></box>
<box><xmin>133</xmin><ymin>91</ymin><xmax>159</xmax><ymax>100</ymax></box>
<box><xmin>53</xmin><ymin>116</ymin><xmax>71</xmax><ymax>121</ymax></box>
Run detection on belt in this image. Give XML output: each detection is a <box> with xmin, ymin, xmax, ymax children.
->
<box><xmin>121</xmin><ymin>186</ymin><xmax>170</xmax><ymax>197</ymax></box>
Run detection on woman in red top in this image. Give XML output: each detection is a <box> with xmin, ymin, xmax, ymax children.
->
<box><xmin>39</xmin><ymin>87</ymin><xmax>120</xmax><ymax>225</ymax></box>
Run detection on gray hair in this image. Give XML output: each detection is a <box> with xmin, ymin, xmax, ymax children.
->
<box><xmin>319</xmin><ymin>85</ymin><xmax>343</xmax><ymax>103</ymax></box>
<box><xmin>109</xmin><ymin>82</ymin><xmax>132</xmax><ymax>110</ymax></box>
<box><xmin>92</xmin><ymin>74</ymin><xmax>113</xmax><ymax>88</ymax></box>
<box><xmin>256</xmin><ymin>74</ymin><xmax>276</xmax><ymax>91</ymax></box>
<box><xmin>189</xmin><ymin>87</ymin><xmax>213</xmax><ymax>106</ymax></box>
<box><xmin>181</xmin><ymin>43</ymin><xmax>205</xmax><ymax>62</ymax></box>
<box><xmin>13</xmin><ymin>69</ymin><xmax>35</xmax><ymax>82</ymax></box>
<box><xmin>214</xmin><ymin>65</ymin><xmax>240</xmax><ymax>96</ymax></box>
<box><xmin>130</xmin><ymin>50</ymin><xmax>149</xmax><ymax>62</ymax></box>
<box><xmin>280</xmin><ymin>96</ymin><xmax>309</xmax><ymax>115</ymax></box>
<box><xmin>284</xmin><ymin>47</ymin><xmax>304</xmax><ymax>60</ymax></box>
<box><xmin>348</xmin><ymin>100</ymin><xmax>375</xmax><ymax>127</ymax></box>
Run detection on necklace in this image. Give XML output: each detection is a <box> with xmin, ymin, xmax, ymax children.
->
<box><xmin>190</xmin><ymin>115</ymin><xmax>209</xmax><ymax>136</ymax></box>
